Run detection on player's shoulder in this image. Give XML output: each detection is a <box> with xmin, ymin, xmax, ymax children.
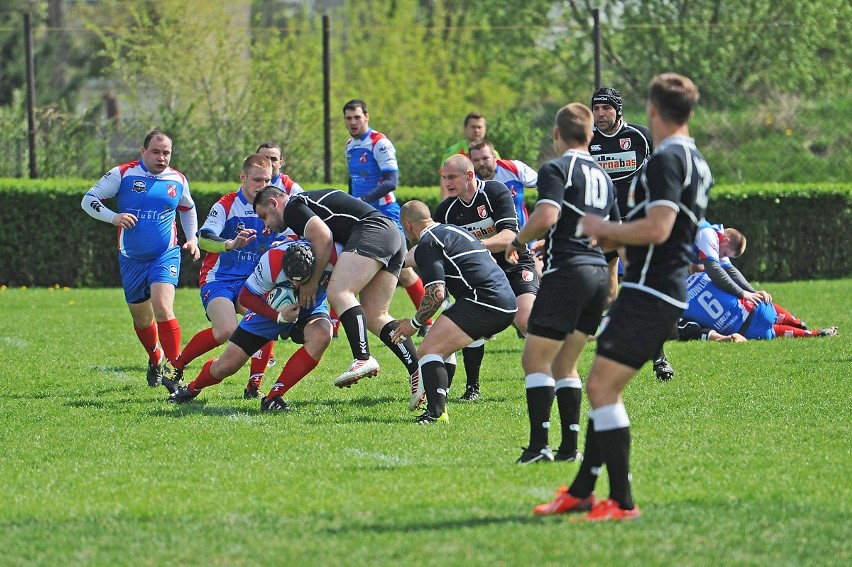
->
<box><xmin>482</xmin><ymin>178</ymin><xmax>510</xmax><ymax>196</ymax></box>
<box><xmin>369</xmin><ymin>129</ymin><xmax>389</xmax><ymax>146</ymax></box>
<box><xmin>623</xmin><ymin>122</ymin><xmax>651</xmax><ymax>138</ymax></box>
<box><xmin>118</xmin><ymin>160</ymin><xmax>142</xmax><ymax>176</ymax></box>
<box><xmin>215</xmin><ymin>191</ymin><xmax>239</xmax><ymax>210</ymax></box>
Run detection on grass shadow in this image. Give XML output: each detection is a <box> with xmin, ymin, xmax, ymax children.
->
<box><xmin>320</xmin><ymin>513</ymin><xmax>535</xmax><ymax>536</ymax></box>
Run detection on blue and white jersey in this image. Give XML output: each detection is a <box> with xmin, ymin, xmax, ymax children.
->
<box><xmin>84</xmin><ymin>160</ymin><xmax>195</xmax><ymax>262</ymax></box>
<box><xmin>199</xmin><ymin>189</ymin><xmax>284</xmax><ymax>286</ymax></box>
<box><xmin>345</xmin><ymin>128</ymin><xmax>399</xmax><ymax>211</ymax></box>
<box><xmin>691</xmin><ymin>221</ymin><xmax>732</xmax><ymax>267</ymax></box>
<box><xmin>488</xmin><ymin>159</ymin><xmax>538</xmax><ymax>227</ymax></box>
<box><xmin>683</xmin><ymin>272</ymin><xmax>749</xmax><ymax>334</ymax></box>
<box><xmin>271</xmin><ymin>173</ymin><xmax>304</xmax><ymax>197</ymax></box>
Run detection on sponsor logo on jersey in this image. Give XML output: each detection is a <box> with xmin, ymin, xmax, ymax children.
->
<box><xmin>590</xmin><ymin>144</ymin><xmax>602</xmax><ymax>151</ymax></box>
<box><xmin>133</xmin><ymin>180</ymin><xmax>147</xmax><ymax>193</ymax></box>
<box><xmin>167</xmin><ymin>184</ymin><xmax>177</xmax><ymax>197</ymax></box>
<box><xmin>619</xmin><ymin>138</ymin><xmax>632</xmax><ymax>150</ymax></box>
<box><xmin>359</xmin><ymin>152</ymin><xmax>368</xmax><ymax>164</ymax></box>
<box><xmin>477</xmin><ymin>205</ymin><xmax>488</xmax><ymax>219</ymax></box>
<box><xmin>236</xmin><ymin>222</ymin><xmax>246</xmax><ymax>232</ymax></box>
<box><xmin>208</xmin><ymin>209</ymin><xmax>219</xmax><ymax>218</ymax></box>
<box><xmin>594</xmin><ymin>151</ymin><xmax>638</xmax><ymax>174</ymax></box>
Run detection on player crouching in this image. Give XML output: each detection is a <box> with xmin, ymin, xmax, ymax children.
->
<box><xmin>167</xmin><ymin>240</ymin><xmax>333</xmax><ymax>411</ymax></box>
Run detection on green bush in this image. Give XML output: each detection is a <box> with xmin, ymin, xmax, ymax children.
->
<box><xmin>0</xmin><ymin>180</ymin><xmax>849</xmax><ymax>287</ymax></box>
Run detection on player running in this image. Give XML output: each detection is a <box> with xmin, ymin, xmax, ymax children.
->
<box><xmin>81</xmin><ymin>129</ymin><xmax>199</xmax><ymax>392</ymax></box>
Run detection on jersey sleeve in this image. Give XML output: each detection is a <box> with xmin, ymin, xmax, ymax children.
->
<box><xmin>243</xmin><ymin>253</ymin><xmax>276</xmax><ymax>296</ymax></box>
<box><xmin>535</xmin><ymin>161</ymin><xmax>565</xmax><ymax>209</ymax></box>
<box><xmin>200</xmin><ymin>200</ymin><xmax>228</xmax><ymax>237</ymax></box>
<box><xmin>643</xmin><ymin>150</ymin><xmax>683</xmax><ymax>212</ymax></box>
<box><xmin>413</xmin><ymin>239</ymin><xmax>446</xmax><ymax>287</ymax></box>
<box><xmin>282</xmin><ymin>196</ymin><xmax>314</xmax><ymax>236</ymax></box>
<box><xmin>486</xmin><ymin>182</ymin><xmax>521</xmax><ymax>233</ymax></box>
<box><xmin>373</xmin><ymin>137</ymin><xmax>398</xmax><ymax>172</ymax></box>
<box><xmin>82</xmin><ymin>167</ymin><xmax>122</xmax><ymax>223</ymax></box>
<box><xmin>694</xmin><ymin>226</ymin><xmax>721</xmax><ymax>263</ymax></box>
<box><xmin>514</xmin><ymin>160</ymin><xmax>539</xmax><ymax>187</ymax></box>
<box><xmin>176</xmin><ymin>174</ymin><xmax>195</xmax><ymax>212</ymax></box>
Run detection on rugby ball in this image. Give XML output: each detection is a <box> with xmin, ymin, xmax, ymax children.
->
<box><xmin>266</xmin><ymin>285</ymin><xmax>298</xmax><ymax>311</ymax></box>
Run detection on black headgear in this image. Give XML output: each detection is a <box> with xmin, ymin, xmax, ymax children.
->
<box><xmin>591</xmin><ymin>87</ymin><xmax>623</xmax><ymax>119</ymax></box>
<box><xmin>281</xmin><ymin>242</ymin><xmax>315</xmax><ymax>282</ymax></box>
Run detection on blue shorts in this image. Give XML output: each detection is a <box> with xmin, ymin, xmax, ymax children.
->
<box><xmin>238</xmin><ymin>301</ymin><xmax>330</xmax><ymax>341</ymax></box>
<box><xmin>200</xmin><ymin>279</ymin><xmax>245</xmax><ymax>310</ymax></box>
<box><xmin>119</xmin><ymin>246</ymin><xmax>181</xmax><ymax>304</ymax></box>
<box><xmin>743</xmin><ymin>301</ymin><xmax>777</xmax><ymax>340</ymax></box>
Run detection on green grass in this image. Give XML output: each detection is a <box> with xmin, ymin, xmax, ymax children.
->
<box><xmin>1</xmin><ymin>280</ymin><xmax>850</xmax><ymax>566</ymax></box>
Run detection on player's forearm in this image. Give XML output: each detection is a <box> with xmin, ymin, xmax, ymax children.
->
<box><xmin>360</xmin><ymin>171</ymin><xmax>398</xmax><ymax>203</ymax></box>
<box><xmin>179</xmin><ymin>209</ymin><xmax>199</xmax><ymax>244</ymax></box>
<box><xmin>724</xmin><ymin>265</ymin><xmax>756</xmax><ymax>293</ymax></box>
<box><xmin>238</xmin><ymin>285</ymin><xmax>278</xmax><ymax>322</ymax></box>
<box><xmin>484</xmin><ymin>229</ymin><xmax>517</xmax><ymax>253</ymax></box>
<box><xmin>412</xmin><ymin>284</ymin><xmax>445</xmax><ymax>327</ymax></box>
<box><xmin>703</xmin><ymin>260</ymin><xmax>746</xmax><ymax>297</ymax></box>
<box><xmin>81</xmin><ymin>193</ymin><xmax>117</xmax><ymax>224</ymax></box>
<box><xmin>515</xmin><ymin>205</ymin><xmax>556</xmax><ymax>246</ymax></box>
<box><xmin>198</xmin><ymin>230</ymin><xmax>230</xmax><ymax>253</ymax></box>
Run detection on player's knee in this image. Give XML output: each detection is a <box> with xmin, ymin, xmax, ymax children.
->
<box><xmin>304</xmin><ymin>321</ymin><xmax>333</xmax><ymax>358</ymax></box>
<box><xmin>212</xmin><ymin>323</ymin><xmax>237</xmax><ymax>344</ymax></box>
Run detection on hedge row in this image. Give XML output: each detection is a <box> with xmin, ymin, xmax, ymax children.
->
<box><xmin>0</xmin><ymin>180</ymin><xmax>849</xmax><ymax>288</ymax></box>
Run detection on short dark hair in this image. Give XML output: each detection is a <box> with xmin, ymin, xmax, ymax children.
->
<box><xmin>463</xmin><ymin>112</ymin><xmax>485</xmax><ymax>127</ymax></box>
<box><xmin>343</xmin><ymin>99</ymin><xmax>368</xmax><ymax>115</ymax></box>
<box><xmin>143</xmin><ymin>129</ymin><xmax>171</xmax><ymax>148</ymax></box>
<box><xmin>253</xmin><ymin>184</ymin><xmax>286</xmax><ymax>209</ymax></box>
<box><xmin>648</xmin><ymin>73</ymin><xmax>699</xmax><ymax>125</ymax></box>
<box><xmin>256</xmin><ymin>141</ymin><xmax>282</xmax><ymax>154</ymax></box>
<box><xmin>468</xmin><ymin>139</ymin><xmax>495</xmax><ymax>154</ymax></box>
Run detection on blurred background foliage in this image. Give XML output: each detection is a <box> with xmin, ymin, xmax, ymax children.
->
<box><xmin>0</xmin><ymin>0</ymin><xmax>850</xmax><ymax>187</ymax></box>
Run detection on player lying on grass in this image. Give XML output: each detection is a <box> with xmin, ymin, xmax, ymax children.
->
<box><xmin>679</xmin><ymin>271</ymin><xmax>838</xmax><ymax>341</ymax></box>
<box><xmin>167</xmin><ymin>240</ymin><xmax>334</xmax><ymax>411</ymax></box>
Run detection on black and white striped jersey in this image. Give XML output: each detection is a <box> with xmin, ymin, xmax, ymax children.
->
<box><xmin>622</xmin><ymin>135</ymin><xmax>712</xmax><ymax>308</ymax></box>
<box><xmin>433</xmin><ymin>179</ymin><xmax>536</xmax><ymax>275</ymax></box>
<box><xmin>415</xmin><ymin>223</ymin><xmax>517</xmax><ymax>314</ymax></box>
<box><xmin>535</xmin><ymin>149</ymin><xmax>619</xmax><ymax>274</ymax></box>
<box><xmin>283</xmin><ymin>188</ymin><xmax>384</xmax><ymax>242</ymax></box>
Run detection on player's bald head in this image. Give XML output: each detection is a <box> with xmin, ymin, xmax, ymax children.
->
<box><xmin>400</xmin><ymin>200</ymin><xmax>432</xmax><ymax>225</ymax></box>
<box><xmin>443</xmin><ymin>154</ymin><xmax>474</xmax><ymax>174</ymax></box>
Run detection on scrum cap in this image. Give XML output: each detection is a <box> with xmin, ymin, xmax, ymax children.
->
<box><xmin>281</xmin><ymin>242</ymin><xmax>315</xmax><ymax>282</ymax></box>
<box><xmin>591</xmin><ymin>86</ymin><xmax>623</xmax><ymax>119</ymax></box>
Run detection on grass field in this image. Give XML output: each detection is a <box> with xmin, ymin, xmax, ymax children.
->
<box><xmin>0</xmin><ymin>279</ymin><xmax>849</xmax><ymax>566</ymax></box>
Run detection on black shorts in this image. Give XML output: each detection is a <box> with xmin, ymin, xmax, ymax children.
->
<box><xmin>595</xmin><ymin>288</ymin><xmax>683</xmax><ymax>369</ymax></box>
<box><xmin>506</xmin><ymin>265</ymin><xmax>540</xmax><ymax>297</ymax></box>
<box><xmin>230</xmin><ymin>312</ymin><xmax>330</xmax><ymax>356</ymax></box>
<box><xmin>528</xmin><ymin>264</ymin><xmax>609</xmax><ymax>340</ymax></box>
<box><xmin>442</xmin><ymin>299</ymin><xmax>516</xmax><ymax>341</ymax></box>
<box><xmin>344</xmin><ymin>216</ymin><xmax>405</xmax><ymax>277</ymax></box>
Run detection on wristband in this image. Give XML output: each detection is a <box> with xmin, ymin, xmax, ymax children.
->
<box><xmin>511</xmin><ymin>237</ymin><xmax>525</xmax><ymax>249</ymax></box>
<box><xmin>410</xmin><ymin>317</ymin><xmax>423</xmax><ymax>329</ymax></box>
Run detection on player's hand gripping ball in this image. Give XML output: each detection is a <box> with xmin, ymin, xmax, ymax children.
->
<box><xmin>266</xmin><ymin>285</ymin><xmax>298</xmax><ymax>312</ymax></box>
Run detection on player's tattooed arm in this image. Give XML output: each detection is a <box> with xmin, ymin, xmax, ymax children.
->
<box><xmin>414</xmin><ymin>283</ymin><xmax>445</xmax><ymax>325</ymax></box>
